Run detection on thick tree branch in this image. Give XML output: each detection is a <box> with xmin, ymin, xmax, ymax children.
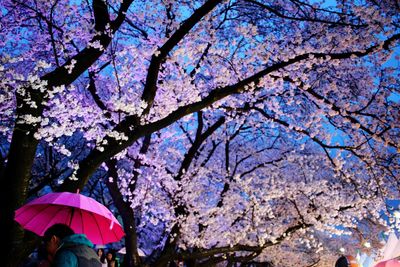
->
<box><xmin>176</xmin><ymin>222</ymin><xmax>311</xmax><ymax>260</ymax></box>
<box><xmin>141</xmin><ymin>0</ymin><xmax>222</xmax><ymax>115</ymax></box>
<box><xmin>60</xmin><ymin>33</ymin><xmax>400</xmax><ymax>192</ymax></box>
<box><xmin>0</xmin><ymin>1</ymin><xmax>134</xmax><ymax>264</ymax></box>
<box><xmin>176</xmin><ymin>116</ymin><xmax>225</xmax><ymax>181</ymax></box>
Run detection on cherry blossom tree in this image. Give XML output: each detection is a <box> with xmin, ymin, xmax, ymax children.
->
<box><xmin>117</xmin><ymin>111</ymin><xmax>390</xmax><ymax>266</ymax></box>
<box><xmin>0</xmin><ymin>0</ymin><xmax>399</xmax><ymax>266</ymax></box>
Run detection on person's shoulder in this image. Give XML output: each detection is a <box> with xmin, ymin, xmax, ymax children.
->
<box><xmin>54</xmin><ymin>249</ymin><xmax>78</xmax><ymax>267</ymax></box>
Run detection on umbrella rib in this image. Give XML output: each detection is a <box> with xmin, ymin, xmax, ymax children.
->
<box><xmin>89</xmin><ymin>210</ymin><xmax>105</xmax><ymax>245</ymax></box>
<box><xmin>42</xmin><ymin>206</ymin><xmax>70</xmax><ymax>234</ymax></box>
<box><xmin>17</xmin><ymin>193</ymin><xmax>121</xmax><ymax>244</ymax></box>
<box><xmin>68</xmin><ymin>207</ymin><xmax>75</xmax><ymax>227</ymax></box>
<box><xmin>112</xmin><ymin>219</ymin><xmax>120</xmax><ymax>241</ymax></box>
<box><xmin>16</xmin><ymin>204</ymin><xmax>54</xmax><ymax>225</ymax></box>
<box><xmin>80</xmin><ymin>209</ymin><xmax>84</xmax><ymax>237</ymax></box>
<box><xmin>19</xmin><ymin>204</ymin><xmax>69</xmax><ymax>235</ymax></box>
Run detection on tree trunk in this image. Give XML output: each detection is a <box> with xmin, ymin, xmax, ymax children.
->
<box><xmin>106</xmin><ymin>159</ymin><xmax>143</xmax><ymax>267</ymax></box>
<box><xmin>0</xmin><ymin>110</ymin><xmax>40</xmax><ymax>266</ymax></box>
<box><xmin>121</xmin><ymin>208</ymin><xmax>142</xmax><ymax>267</ymax></box>
<box><xmin>185</xmin><ymin>258</ymin><xmax>197</xmax><ymax>267</ymax></box>
<box><xmin>153</xmin><ymin>224</ymin><xmax>180</xmax><ymax>267</ymax></box>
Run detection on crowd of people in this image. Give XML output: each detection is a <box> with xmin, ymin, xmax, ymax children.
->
<box><xmin>97</xmin><ymin>248</ymin><xmax>119</xmax><ymax>267</ymax></box>
<box><xmin>22</xmin><ymin>223</ymin><xmax>120</xmax><ymax>267</ymax></box>
<box><xmin>24</xmin><ymin>222</ymin><xmax>394</xmax><ymax>267</ymax></box>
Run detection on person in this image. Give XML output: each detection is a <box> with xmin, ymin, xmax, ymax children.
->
<box><xmin>21</xmin><ymin>242</ymin><xmax>51</xmax><ymax>267</ymax></box>
<box><xmin>97</xmin><ymin>248</ymin><xmax>107</xmax><ymax>267</ymax></box>
<box><xmin>335</xmin><ymin>255</ymin><xmax>359</xmax><ymax>267</ymax></box>
<box><xmin>37</xmin><ymin>244</ymin><xmax>52</xmax><ymax>267</ymax></box>
<box><xmin>106</xmin><ymin>250</ymin><xmax>119</xmax><ymax>267</ymax></box>
<box><xmin>43</xmin><ymin>223</ymin><xmax>101</xmax><ymax>267</ymax></box>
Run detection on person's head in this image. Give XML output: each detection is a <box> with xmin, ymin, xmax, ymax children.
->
<box><xmin>43</xmin><ymin>224</ymin><xmax>74</xmax><ymax>259</ymax></box>
<box><xmin>335</xmin><ymin>255</ymin><xmax>358</xmax><ymax>267</ymax></box>
<box><xmin>106</xmin><ymin>250</ymin><xmax>116</xmax><ymax>262</ymax></box>
<box><xmin>97</xmin><ymin>248</ymin><xmax>104</xmax><ymax>257</ymax></box>
<box><xmin>97</xmin><ymin>248</ymin><xmax>106</xmax><ymax>263</ymax></box>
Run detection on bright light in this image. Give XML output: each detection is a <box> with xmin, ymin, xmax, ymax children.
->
<box><xmin>356</xmin><ymin>253</ymin><xmax>361</xmax><ymax>261</ymax></box>
<box><xmin>364</xmin><ymin>241</ymin><xmax>371</xmax><ymax>248</ymax></box>
<box><xmin>339</xmin><ymin>247</ymin><xmax>346</xmax><ymax>253</ymax></box>
<box><xmin>393</xmin><ymin>211</ymin><xmax>400</xmax><ymax>218</ymax></box>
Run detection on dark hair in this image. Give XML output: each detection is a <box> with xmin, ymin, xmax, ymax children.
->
<box><xmin>106</xmin><ymin>250</ymin><xmax>119</xmax><ymax>267</ymax></box>
<box><xmin>43</xmin><ymin>223</ymin><xmax>74</xmax><ymax>241</ymax></box>
<box><xmin>106</xmin><ymin>249</ymin><xmax>117</xmax><ymax>260</ymax></box>
<box><xmin>97</xmin><ymin>248</ymin><xmax>106</xmax><ymax>263</ymax></box>
<box><xmin>335</xmin><ymin>255</ymin><xmax>351</xmax><ymax>267</ymax></box>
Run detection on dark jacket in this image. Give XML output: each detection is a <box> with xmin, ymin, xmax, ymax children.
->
<box><xmin>53</xmin><ymin>234</ymin><xmax>101</xmax><ymax>267</ymax></box>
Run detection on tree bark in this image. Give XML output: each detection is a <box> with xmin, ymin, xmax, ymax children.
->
<box><xmin>0</xmin><ymin>1</ymin><xmax>134</xmax><ymax>265</ymax></box>
<box><xmin>106</xmin><ymin>159</ymin><xmax>143</xmax><ymax>267</ymax></box>
<box><xmin>0</xmin><ymin>88</ymin><xmax>42</xmax><ymax>266</ymax></box>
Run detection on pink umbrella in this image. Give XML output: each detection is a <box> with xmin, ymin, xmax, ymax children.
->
<box><xmin>375</xmin><ymin>259</ymin><xmax>400</xmax><ymax>267</ymax></box>
<box><xmin>15</xmin><ymin>192</ymin><xmax>125</xmax><ymax>245</ymax></box>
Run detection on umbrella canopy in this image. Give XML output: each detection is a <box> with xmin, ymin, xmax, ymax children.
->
<box><xmin>118</xmin><ymin>247</ymin><xmax>146</xmax><ymax>257</ymax></box>
<box><xmin>375</xmin><ymin>259</ymin><xmax>400</xmax><ymax>267</ymax></box>
<box><xmin>383</xmin><ymin>233</ymin><xmax>400</xmax><ymax>261</ymax></box>
<box><xmin>15</xmin><ymin>192</ymin><xmax>125</xmax><ymax>245</ymax></box>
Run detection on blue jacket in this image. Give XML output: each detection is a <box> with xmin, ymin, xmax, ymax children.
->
<box><xmin>53</xmin><ymin>234</ymin><xmax>101</xmax><ymax>267</ymax></box>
